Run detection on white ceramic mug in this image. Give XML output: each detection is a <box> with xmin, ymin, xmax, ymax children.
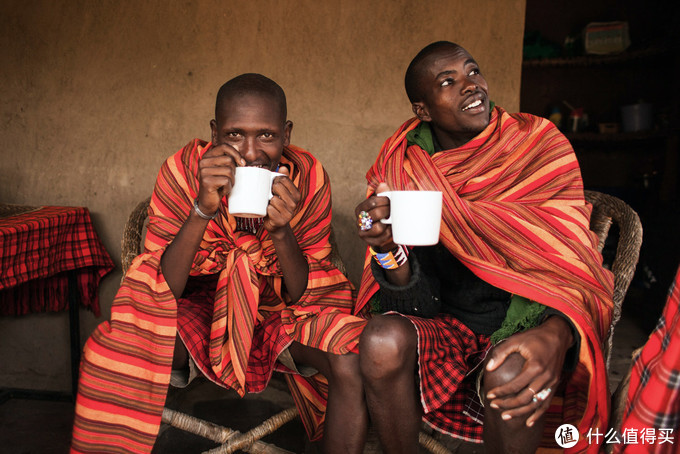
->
<box><xmin>378</xmin><ymin>190</ymin><xmax>442</xmax><ymax>246</ymax></box>
<box><xmin>228</xmin><ymin>167</ymin><xmax>284</xmax><ymax>218</ymax></box>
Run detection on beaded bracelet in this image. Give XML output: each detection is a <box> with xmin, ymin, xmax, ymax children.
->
<box><xmin>370</xmin><ymin>245</ymin><xmax>410</xmax><ymax>270</ymax></box>
<box><xmin>193</xmin><ymin>198</ymin><xmax>218</xmax><ymax>220</ymax></box>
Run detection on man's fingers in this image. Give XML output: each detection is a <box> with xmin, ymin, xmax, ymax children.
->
<box><xmin>205</xmin><ymin>143</ymin><xmax>245</xmax><ymax>166</ymax></box>
<box><xmin>375</xmin><ymin>182</ymin><xmax>391</xmax><ymax>194</ymax></box>
<box><xmin>485</xmin><ymin>342</ymin><xmax>518</xmax><ymax>372</ymax></box>
<box><xmin>277</xmin><ymin>165</ymin><xmax>291</xmax><ymax>178</ymax></box>
<box><xmin>499</xmin><ymin>399</ymin><xmax>551</xmax><ymax>424</ymax></box>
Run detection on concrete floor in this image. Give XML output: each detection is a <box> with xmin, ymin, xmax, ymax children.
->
<box><xmin>0</xmin><ymin>310</ymin><xmax>650</xmax><ymax>454</ymax></box>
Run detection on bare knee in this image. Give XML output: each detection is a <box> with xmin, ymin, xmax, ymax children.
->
<box><xmin>327</xmin><ymin>353</ymin><xmax>361</xmax><ymax>388</ymax></box>
<box><xmin>359</xmin><ymin>315</ymin><xmax>417</xmax><ymax>381</ymax></box>
<box><xmin>482</xmin><ymin>351</ymin><xmax>525</xmax><ymax>394</ymax></box>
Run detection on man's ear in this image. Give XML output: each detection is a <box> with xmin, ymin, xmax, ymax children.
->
<box><xmin>210</xmin><ymin>119</ymin><xmax>218</xmax><ymax>144</ymax></box>
<box><xmin>282</xmin><ymin>120</ymin><xmax>293</xmax><ymax>147</ymax></box>
<box><xmin>412</xmin><ymin>102</ymin><xmax>431</xmax><ymax>122</ymax></box>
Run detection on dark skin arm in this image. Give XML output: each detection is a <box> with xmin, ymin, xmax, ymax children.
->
<box><xmin>354</xmin><ymin>182</ymin><xmax>412</xmax><ymax>286</ymax></box>
<box><xmin>356</xmin><ymin>182</ymin><xmax>574</xmax><ymax>428</ymax></box>
<box><xmin>485</xmin><ymin>315</ymin><xmax>574</xmax><ymax>427</ymax></box>
<box><xmin>161</xmin><ymin>144</ymin><xmax>307</xmax><ymax>303</ymax></box>
<box><xmin>263</xmin><ymin>167</ymin><xmax>307</xmax><ymax>302</ymax></box>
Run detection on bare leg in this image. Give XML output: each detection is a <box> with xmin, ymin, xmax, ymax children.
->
<box><xmin>482</xmin><ymin>352</ymin><xmax>546</xmax><ymax>454</ymax></box>
<box><xmin>359</xmin><ymin>315</ymin><xmax>422</xmax><ymax>454</ymax></box>
<box><xmin>172</xmin><ymin>333</ymin><xmax>188</xmax><ymax>370</ymax></box>
<box><xmin>288</xmin><ymin>342</ymin><xmax>368</xmax><ymax>454</ymax></box>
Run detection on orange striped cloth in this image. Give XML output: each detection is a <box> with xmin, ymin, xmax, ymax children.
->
<box><xmin>71</xmin><ymin>139</ymin><xmax>365</xmax><ymax>453</ymax></box>
<box><xmin>356</xmin><ymin>107</ymin><xmax>615</xmax><ymax>452</ymax></box>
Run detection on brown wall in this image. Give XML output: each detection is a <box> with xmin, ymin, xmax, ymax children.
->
<box><xmin>0</xmin><ymin>0</ymin><xmax>526</xmax><ymax>391</ymax></box>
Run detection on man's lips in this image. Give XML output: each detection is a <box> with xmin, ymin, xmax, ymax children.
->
<box><xmin>462</xmin><ymin>99</ymin><xmax>483</xmax><ymax>111</ymax></box>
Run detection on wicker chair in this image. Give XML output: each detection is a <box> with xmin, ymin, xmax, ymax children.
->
<box><xmin>422</xmin><ymin>189</ymin><xmax>643</xmax><ymax>453</ymax></box>
<box><xmin>121</xmin><ymin>190</ymin><xmax>643</xmax><ymax>453</ymax></box>
<box><xmin>120</xmin><ymin>197</ymin><xmax>353</xmax><ymax>454</ymax></box>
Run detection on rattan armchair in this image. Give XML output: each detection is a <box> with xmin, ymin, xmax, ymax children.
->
<box><xmin>422</xmin><ymin>190</ymin><xmax>643</xmax><ymax>453</ymax></box>
<box><xmin>121</xmin><ymin>189</ymin><xmax>642</xmax><ymax>453</ymax></box>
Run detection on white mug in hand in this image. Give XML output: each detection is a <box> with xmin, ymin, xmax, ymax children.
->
<box><xmin>378</xmin><ymin>190</ymin><xmax>443</xmax><ymax>246</ymax></box>
<box><xmin>228</xmin><ymin>166</ymin><xmax>284</xmax><ymax>218</ymax></box>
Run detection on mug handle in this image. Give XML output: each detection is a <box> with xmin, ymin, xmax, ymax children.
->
<box><xmin>376</xmin><ymin>191</ymin><xmax>392</xmax><ymax>224</ymax></box>
<box><xmin>268</xmin><ymin>172</ymin><xmax>285</xmax><ymax>200</ymax></box>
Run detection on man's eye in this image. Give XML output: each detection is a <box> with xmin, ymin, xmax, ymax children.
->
<box><xmin>441</xmin><ymin>78</ymin><xmax>454</xmax><ymax>87</ymax></box>
<box><xmin>469</xmin><ymin>68</ymin><xmax>480</xmax><ymax>76</ymax></box>
<box><xmin>261</xmin><ymin>132</ymin><xmax>273</xmax><ymax>138</ymax></box>
<box><xmin>227</xmin><ymin>132</ymin><xmax>240</xmax><ymax>138</ymax></box>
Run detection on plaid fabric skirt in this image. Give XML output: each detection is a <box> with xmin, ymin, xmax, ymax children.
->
<box><xmin>398</xmin><ymin>312</ymin><xmax>492</xmax><ymax>443</ymax></box>
<box><xmin>176</xmin><ymin>276</ymin><xmax>294</xmax><ymax>393</ymax></box>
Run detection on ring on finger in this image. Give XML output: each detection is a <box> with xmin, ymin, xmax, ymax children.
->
<box><xmin>532</xmin><ymin>387</ymin><xmax>552</xmax><ymax>403</ymax></box>
<box><xmin>358</xmin><ymin>210</ymin><xmax>373</xmax><ymax>231</ymax></box>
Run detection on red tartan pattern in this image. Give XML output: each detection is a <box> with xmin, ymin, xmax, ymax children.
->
<box><xmin>357</xmin><ymin>107</ymin><xmax>615</xmax><ymax>452</ymax></box>
<box><xmin>0</xmin><ymin>206</ymin><xmax>114</xmax><ymax>316</ymax></box>
<box><xmin>71</xmin><ymin>140</ymin><xmax>365</xmax><ymax>453</ymax></box>
<box><xmin>176</xmin><ymin>275</ymin><xmax>293</xmax><ymax>393</ymax></box>
<box><xmin>401</xmin><ymin>313</ymin><xmax>491</xmax><ymax>442</ymax></box>
<box><xmin>613</xmin><ymin>265</ymin><xmax>680</xmax><ymax>454</ymax></box>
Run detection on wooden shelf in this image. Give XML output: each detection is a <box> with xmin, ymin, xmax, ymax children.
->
<box><xmin>523</xmin><ymin>46</ymin><xmax>668</xmax><ymax>68</ymax></box>
<box><xmin>565</xmin><ymin>130</ymin><xmax>672</xmax><ymax>143</ymax></box>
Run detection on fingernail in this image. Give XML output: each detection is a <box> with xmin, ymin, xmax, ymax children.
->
<box><xmin>487</xmin><ymin>393</ymin><xmax>496</xmax><ymax>400</ymax></box>
<box><xmin>502</xmin><ymin>413</ymin><xmax>512</xmax><ymax>420</ymax></box>
<box><xmin>486</xmin><ymin>359</ymin><xmax>495</xmax><ymax>370</ymax></box>
<box><xmin>526</xmin><ymin>419</ymin><xmax>534</xmax><ymax>427</ymax></box>
<box><xmin>490</xmin><ymin>402</ymin><xmax>499</xmax><ymax>409</ymax></box>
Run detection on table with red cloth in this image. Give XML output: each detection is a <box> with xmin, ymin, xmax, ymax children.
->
<box><xmin>0</xmin><ymin>205</ymin><xmax>115</xmax><ymax>398</ymax></box>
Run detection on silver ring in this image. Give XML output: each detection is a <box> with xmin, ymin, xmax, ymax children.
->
<box><xmin>358</xmin><ymin>211</ymin><xmax>373</xmax><ymax>231</ymax></box>
<box><xmin>532</xmin><ymin>387</ymin><xmax>552</xmax><ymax>403</ymax></box>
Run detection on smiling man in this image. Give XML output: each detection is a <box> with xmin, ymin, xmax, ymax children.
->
<box><xmin>354</xmin><ymin>42</ymin><xmax>614</xmax><ymax>452</ymax></box>
<box><xmin>71</xmin><ymin>74</ymin><xmax>367</xmax><ymax>454</ymax></box>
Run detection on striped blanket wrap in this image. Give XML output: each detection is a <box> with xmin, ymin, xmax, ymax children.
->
<box><xmin>356</xmin><ymin>107</ymin><xmax>615</xmax><ymax>452</ymax></box>
<box><xmin>71</xmin><ymin>139</ymin><xmax>365</xmax><ymax>453</ymax></box>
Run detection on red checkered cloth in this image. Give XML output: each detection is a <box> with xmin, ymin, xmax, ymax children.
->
<box><xmin>0</xmin><ymin>206</ymin><xmax>114</xmax><ymax>316</ymax></box>
<box><xmin>176</xmin><ymin>274</ymin><xmax>294</xmax><ymax>392</ymax></box>
<box><xmin>357</xmin><ymin>107</ymin><xmax>615</xmax><ymax>451</ymax></box>
<box><xmin>397</xmin><ymin>312</ymin><xmax>491</xmax><ymax>442</ymax></box>
<box><xmin>613</xmin><ymin>265</ymin><xmax>680</xmax><ymax>453</ymax></box>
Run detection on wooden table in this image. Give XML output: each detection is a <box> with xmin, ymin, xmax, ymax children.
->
<box><xmin>0</xmin><ymin>205</ymin><xmax>115</xmax><ymax>400</ymax></box>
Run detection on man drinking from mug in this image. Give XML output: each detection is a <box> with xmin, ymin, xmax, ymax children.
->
<box><xmin>71</xmin><ymin>74</ymin><xmax>367</xmax><ymax>454</ymax></box>
<box><xmin>354</xmin><ymin>41</ymin><xmax>614</xmax><ymax>453</ymax></box>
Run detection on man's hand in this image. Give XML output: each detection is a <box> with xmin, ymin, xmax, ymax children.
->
<box><xmin>485</xmin><ymin>316</ymin><xmax>574</xmax><ymax>427</ymax></box>
<box><xmin>264</xmin><ymin>166</ymin><xmax>301</xmax><ymax>237</ymax></box>
<box><xmin>355</xmin><ymin>182</ymin><xmax>398</xmax><ymax>252</ymax></box>
<box><xmin>196</xmin><ymin>143</ymin><xmax>245</xmax><ymax>216</ymax></box>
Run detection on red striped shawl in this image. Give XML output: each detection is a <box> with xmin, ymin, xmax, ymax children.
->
<box><xmin>357</xmin><ymin>107</ymin><xmax>614</xmax><ymax>452</ymax></box>
<box><xmin>71</xmin><ymin>139</ymin><xmax>364</xmax><ymax>452</ymax></box>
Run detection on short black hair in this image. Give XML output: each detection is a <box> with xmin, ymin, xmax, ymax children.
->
<box><xmin>215</xmin><ymin>73</ymin><xmax>287</xmax><ymax>122</ymax></box>
<box><xmin>404</xmin><ymin>41</ymin><xmax>464</xmax><ymax>103</ymax></box>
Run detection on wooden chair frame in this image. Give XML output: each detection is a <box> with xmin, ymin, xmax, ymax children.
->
<box><xmin>120</xmin><ymin>190</ymin><xmax>642</xmax><ymax>453</ymax></box>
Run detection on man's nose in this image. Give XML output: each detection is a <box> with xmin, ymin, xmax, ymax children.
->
<box><xmin>241</xmin><ymin>137</ymin><xmax>258</xmax><ymax>162</ymax></box>
<box><xmin>462</xmin><ymin>78</ymin><xmax>478</xmax><ymax>93</ymax></box>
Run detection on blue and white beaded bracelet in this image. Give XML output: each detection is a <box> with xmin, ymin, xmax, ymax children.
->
<box><xmin>370</xmin><ymin>245</ymin><xmax>410</xmax><ymax>270</ymax></box>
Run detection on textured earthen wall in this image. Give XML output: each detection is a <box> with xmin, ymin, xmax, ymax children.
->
<box><xmin>0</xmin><ymin>0</ymin><xmax>525</xmax><ymax>390</ymax></box>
